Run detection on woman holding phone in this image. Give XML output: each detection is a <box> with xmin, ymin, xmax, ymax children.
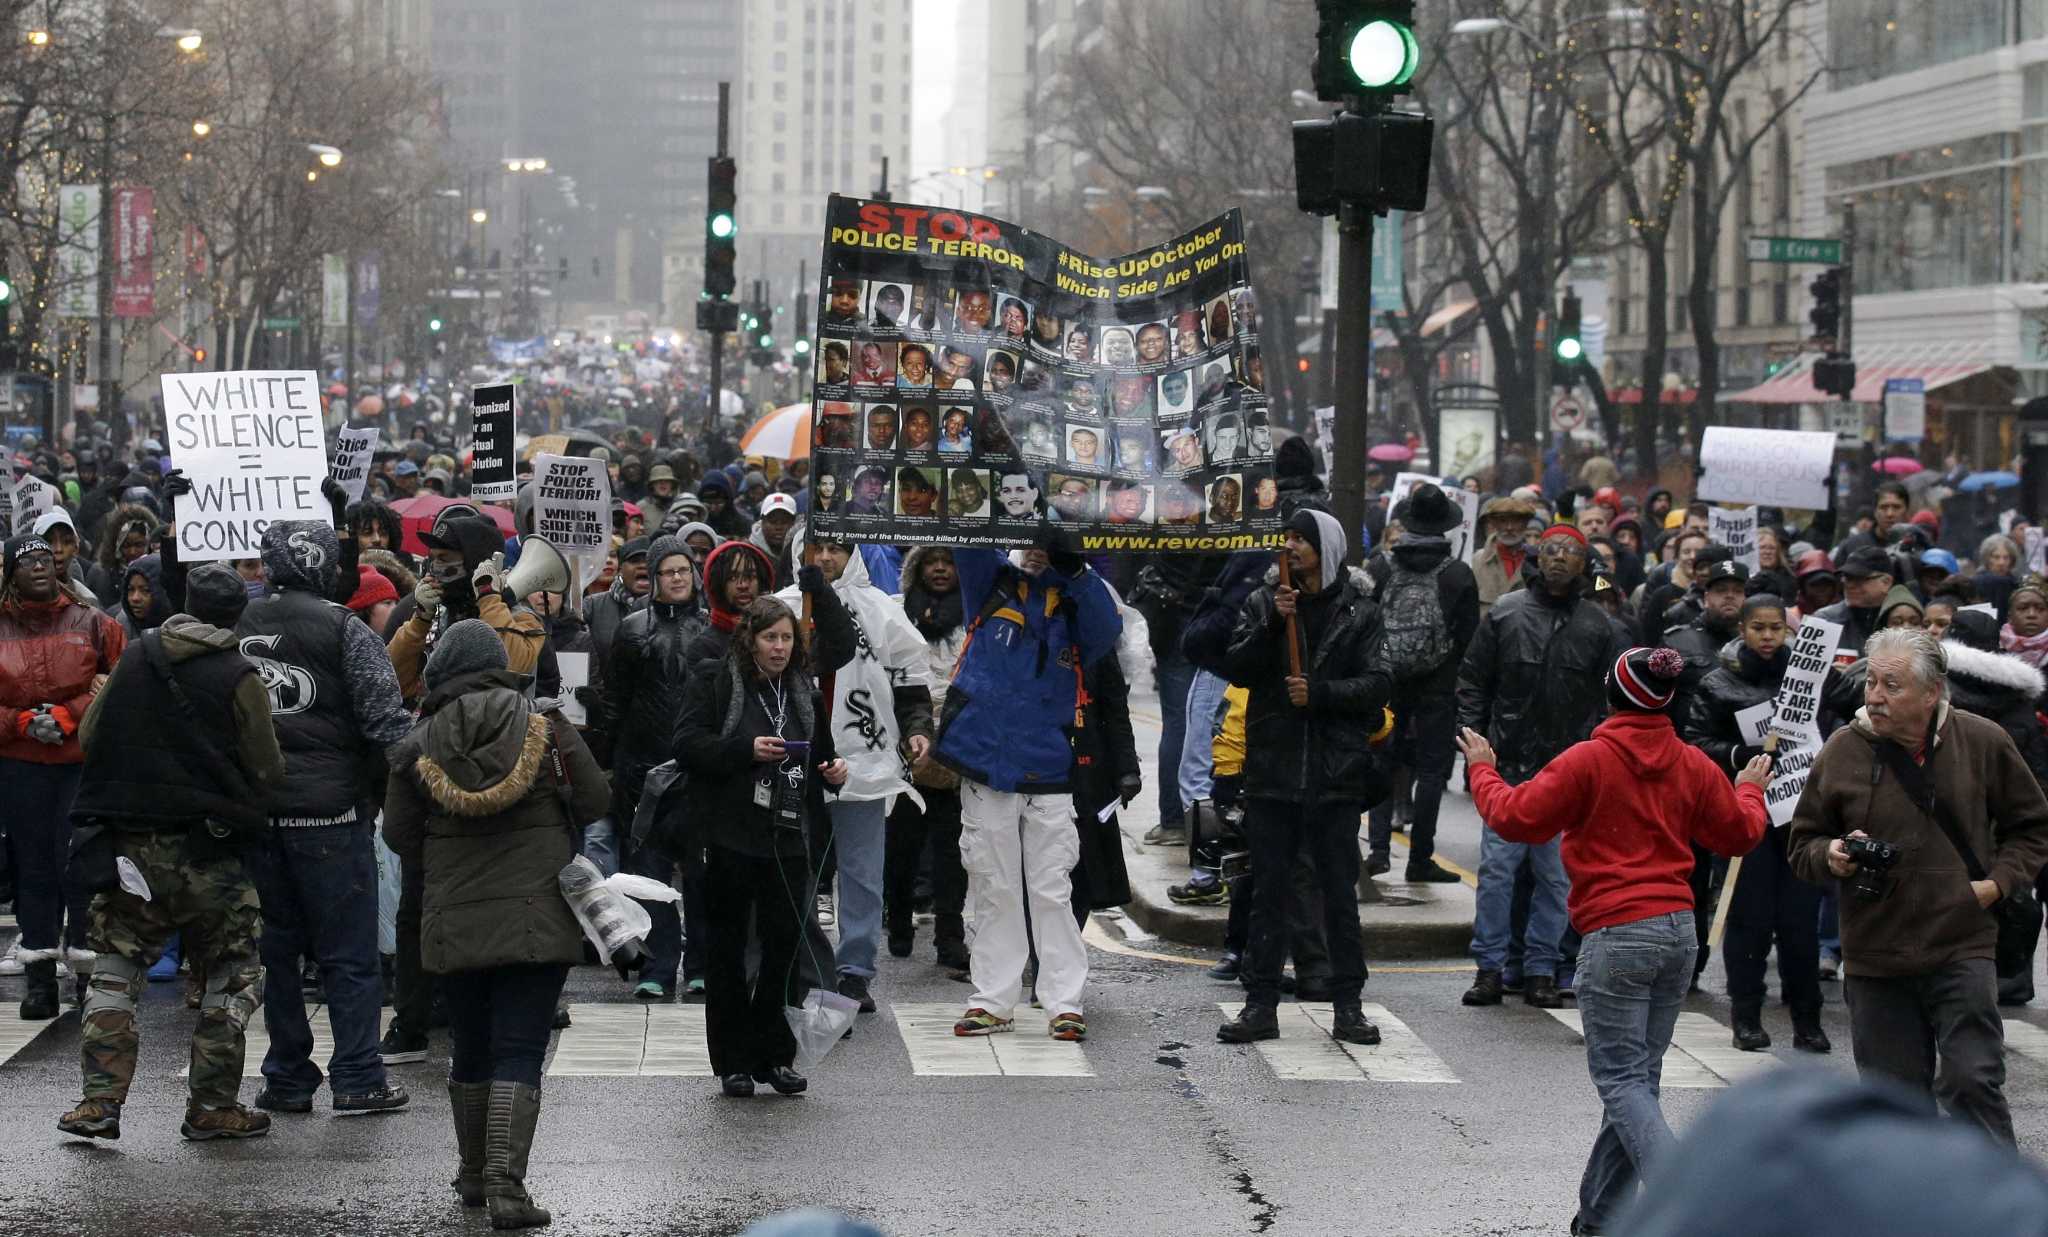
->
<box><xmin>674</xmin><ymin>596</ymin><xmax>848</xmax><ymax>1098</ymax></box>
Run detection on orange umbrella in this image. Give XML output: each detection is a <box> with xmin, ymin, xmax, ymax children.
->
<box><xmin>738</xmin><ymin>403</ymin><xmax>812</xmax><ymax>460</ymax></box>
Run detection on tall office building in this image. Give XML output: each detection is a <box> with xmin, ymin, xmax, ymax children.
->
<box><xmin>421</xmin><ymin>1</ymin><xmax>737</xmax><ymax>324</ymax></box>
<box><xmin>735</xmin><ymin>0</ymin><xmax>915</xmax><ymax>319</ymax></box>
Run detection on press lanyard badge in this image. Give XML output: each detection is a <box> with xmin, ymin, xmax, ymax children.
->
<box><xmin>753</xmin><ymin>777</ymin><xmax>774</xmax><ymax>808</ymax></box>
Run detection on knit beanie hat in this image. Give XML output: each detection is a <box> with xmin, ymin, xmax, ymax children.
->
<box><xmin>425</xmin><ymin>617</ymin><xmax>508</xmax><ymax>689</ymax></box>
<box><xmin>1274</xmin><ymin>435</ymin><xmax>1318</xmax><ymax>480</ymax></box>
<box><xmin>1608</xmin><ymin>646</ymin><xmax>1685</xmax><ymax>713</ymax></box>
<box><xmin>3</xmin><ymin>533</ymin><xmax>52</xmax><ymax>578</ymax></box>
<box><xmin>344</xmin><ymin>563</ymin><xmax>400</xmax><ymax>614</ymax></box>
<box><xmin>187</xmin><ymin>562</ymin><xmax>252</xmax><ymax>628</ymax></box>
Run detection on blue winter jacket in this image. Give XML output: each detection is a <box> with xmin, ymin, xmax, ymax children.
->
<box><xmin>933</xmin><ymin>549</ymin><xmax>1122</xmax><ymax>793</ymax></box>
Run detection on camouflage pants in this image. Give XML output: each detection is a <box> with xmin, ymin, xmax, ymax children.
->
<box><xmin>82</xmin><ymin>829</ymin><xmax>263</xmax><ymax>1107</ymax></box>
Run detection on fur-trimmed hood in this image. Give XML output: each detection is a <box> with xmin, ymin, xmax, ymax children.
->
<box><xmin>410</xmin><ymin>670</ymin><xmax>548</xmax><ymax>815</ymax></box>
<box><xmin>1943</xmin><ymin>639</ymin><xmax>2047</xmax><ymax>699</ymax></box>
<box><xmin>1262</xmin><ymin>561</ymin><xmax>1375</xmax><ymax>596</ymax></box>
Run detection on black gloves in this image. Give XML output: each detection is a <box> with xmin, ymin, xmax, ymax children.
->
<box><xmin>1117</xmin><ymin>772</ymin><xmax>1142</xmax><ymax>807</ymax></box>
<box><xmin>797</xmin><ymin>564</ymin><xmax>827</xmax><ymax>595</ymax></box>
<box><xmin>322</xmin><ymin>477</ymin><xmax>350</xmax><ymax>529</ymax></box>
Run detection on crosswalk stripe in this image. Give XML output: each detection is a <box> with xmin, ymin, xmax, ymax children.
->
<box><xmin>2004</xmin><ymin>1020</ymin><xmax>2048</xmax><ymax>1066</ymax></box>
<box><xmin>182</xmin><ymin>1005</ymin><xmax>396</xmax><ymax>1078</ymax></box>
<box><xmin>892</xmin><ymin>1003</ymin><xmax>1094</xmax><ymax>1077</ymax></box>
<box><xmin>0</xmin><ymin>1015</ymin><xmax>57</xmax><ymax>1069</ymax></box>
<box><xmin>545</xmin><ymin>1004</ymin><xmax>713</xmax><ymax>1077</ymax></box>
<box><xmin>1221</xmin><ymin>1004</ymin><xmax>1460</xmax><ymax>1083</ymax></box>
<box><xmin>1669</xmin><ymin>1011</ymin><xmax>1779</xmax><ymax>1084</ymax></box>
<box><xmin>1544</xmin><ymin>1009</ymin><xmax>1718</xmax><ymax>1088</ymax></box>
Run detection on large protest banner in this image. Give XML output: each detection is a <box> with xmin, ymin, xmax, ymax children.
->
<box><xmin>469</xmin><ymin>383</ymin><xmax>518</xmax><ymax>502</ymax></box>
<box><xmin>330</xmin><ymin>426</ymin><xmax>378</xmax><ymax>504</ymax></box>
<box><xmin>531</xmin><ymin>453</ymin><xmax>610</xmax><ymax>555</ymax></box>
<box><xmin>806</xmin><ymin>195</ymin><xmax>1277</xmax><ymax>552</ymax></box>
<box><xmin>161</xmin><ymin>370</ymin><xmax>329</xmax><ymax>562</ymax></box>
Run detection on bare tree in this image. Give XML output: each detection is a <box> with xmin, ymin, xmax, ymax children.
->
<box><xmin>1038</xmin><ymin>0</ymin><xmax>1323</xmax><ymax>428</ymax></box>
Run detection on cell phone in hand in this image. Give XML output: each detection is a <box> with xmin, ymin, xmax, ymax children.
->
<box><xmin>782</xmin><ymin>740</ymin><xmax>810</xmax><ymax>763</ymax></box>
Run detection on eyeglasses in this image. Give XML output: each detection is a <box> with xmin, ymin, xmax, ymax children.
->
<box><xmin>656</xmin><ymin>567</ymin><xmax>693</xmax><ymax>580</ymax></box>
<box><xmin>1536</xmin><ymin>541</ymin><xmax>1586</xmax><ymax>560</ymax></box>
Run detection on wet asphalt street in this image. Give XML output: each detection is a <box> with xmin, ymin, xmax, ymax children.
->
<box><xmin>7</xmin><ymin>708</ymin><xmax>2048</xmax><ymax>1236</ymax></box>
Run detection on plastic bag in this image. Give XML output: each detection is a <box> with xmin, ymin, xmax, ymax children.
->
<box><xmin>785</xmin><ymin>988</ymin><xmax>861</xmax><ymax>1070</ymax></box>
<box><xmin>559</xmin><ymin>855</ymin><xmax>654</xmax><ymax>964</ymax></box>
<box><xmin>372</xmin><ymin>824</ymin><xmax>401</xmax><ymax>957</ymax></box>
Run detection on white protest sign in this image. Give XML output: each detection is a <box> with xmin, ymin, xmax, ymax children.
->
<box><xmin>1767</xmin><ymin>615</ymin><xmax>1843</xmax><ymax>746</ymax></box>
<box><xmin>1709</xmin><ymin>505</ymin><xmax>1760</xmax><ymax>571</ymax></box>
<box><xmin>0</xmin><ymin>470</ymin><xmax>14</xmax><ymax>534</ymax></box>
<box><xmin>1697</xmin><ymin>427</ymin><xmax>1836</xmax><ymax>509</ymax></box>
<box><xmin>10</xmin><ymin>477</ymin><xmax>57</xmax><ymax>535</ymax></box>
<box><xmin>162</xmin><ymin>370</ymin><xmax>329</xmax><ymax>563</ymax></box>
<box><xmin>556</xmin><ymin>651</ymin><xmax>590</xmax><ymax>726</ymax></box>
<box><xmin>531</xmin><ymin>452</ymin><xmax>612</xmax><ymax>561</ymax></box>
<box><xmin>1764</xmin><ymin>740</ymin><xmax>1820</xmax><ymax>827</ymax></box>
<box><xmin>1390</xmin><ymin>471</ymin><xmax>1483</xmax><ymax>563</ymax></box>
<box><xmin>330</xmin><ymin>427</ymin><xmax>379</xmax><ymax>505</ymax></box>
<box><xmin>1735</xmin><ymin>701</ymin><xmax>1773</xmax><ymax>746</ymax></box>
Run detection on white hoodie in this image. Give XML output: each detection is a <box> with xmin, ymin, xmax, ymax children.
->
<box><xmin>773</xmin><ymin>545</ymin><xmax>931</xmax><ymax>804</ymax></box>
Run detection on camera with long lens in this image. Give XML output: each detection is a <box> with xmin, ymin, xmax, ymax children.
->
<box><xmin>1842</xmin><ymin>835</ymin><xmax>1901</xmax><ymax>902</ymax></box>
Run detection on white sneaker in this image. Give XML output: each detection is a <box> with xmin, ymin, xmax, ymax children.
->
<box><xmin>816</xmin><ymin>893</ymin><xmax>836</xmax><ymax>929</ymax></box>
<box><xmin>0</xmin><ymin>939</ymin><xmax>20</xmax><ymax>977</ymax></box>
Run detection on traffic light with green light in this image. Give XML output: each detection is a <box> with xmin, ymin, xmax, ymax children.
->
<box><xmin>1554</xmin><ymin>292</ymin><xmax>1584</xmax><ymax>367</ymax></box>
<box><xmin>705</xmin><ymin>155</ymin><xmax>737</xmax><ymax>299</ymax></box>
<box><xmin>0</xmin><ymin>275</ymin><xmax>12</xmax><ymax>306</ymax></box>
<box><xmin>427</xmin><ymin>311</ymin><xmax>444</xmax><ymax>333</ymax></box>
<box><xmin>1314</xmin><ymin>1</ymin><xmax>1418</xmax><ymax>101</ymax></box>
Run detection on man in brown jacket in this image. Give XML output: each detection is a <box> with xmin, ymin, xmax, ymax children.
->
<box><xmin>1787</xmin><ymin>627</ymin><xmax>2048</xmax><ymax>1143</ymax></box>
<box><xmin>1471</xmin><ymin>495</ymin><xmax>1536</xmax><ymax>613</ymax></box>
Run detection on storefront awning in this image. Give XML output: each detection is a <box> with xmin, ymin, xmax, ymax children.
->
<box><xmin>1607</xmin><ymin>386</ymin><xmax>1697</xmax><ymax>406</ymax></box>
<box><xmin>1721</xmin><ymin>342</ymin><xmax>1994</xmax><ymax>405</ymax></box>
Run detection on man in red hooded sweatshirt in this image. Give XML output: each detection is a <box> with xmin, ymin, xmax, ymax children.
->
<box><xmin>1459</xmin><ymin>645</ymin><xmax>1772</xmax><ymax>1237</ymax></box>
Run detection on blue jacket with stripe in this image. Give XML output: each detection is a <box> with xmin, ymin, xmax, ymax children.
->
<box><xmin>933</xmin><ymin>549</ymin><xmax>1122</xmax><ymax>794</ymax></box>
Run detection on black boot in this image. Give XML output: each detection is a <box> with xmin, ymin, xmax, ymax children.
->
<box><xmin>1216</xmin><ymin>1003</ymin><xmax>1279</xmax><ymax>1043</ymax></box>
<box><xmin>483</xmin><ymin>1082</ymin><xmax>550</xmax><ymax>1229</ymax></box>
<box><xmin>1524</xmin><ymin>975</ymin><xmax>1564</xmax><ymax>1009</ymax></box>
<box><xmin>1331</xmin><ymin>1003</ymin><xmax>1381</xmax><ymax>1045</ymax></box>
<box><xmin>1790</xmin><ymin>1007</ymin><xmax>1831</xmax><ymax>1054</ymax></box>
<box><xmin>1461</xmin><ymin>969</ymin><xmax>1503</xmax><ymax>1007</ymax></box>
<box><xmin>1731</xmin><ymin>1006</ymin><xmax>1771</xmax><ymax>1051</ymax></box>
<box><xmin>447</xmin><ymin>1081</ymin><xmax>488</xmax><ymax>1207</ymax></box>
<box><xmin>19</xmin><ymin>959</ymin><xmax>58</xmax><ymax>1021</ymax></box>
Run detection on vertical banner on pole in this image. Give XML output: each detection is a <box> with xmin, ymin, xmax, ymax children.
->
<box><xmin>56</xmin><ymin>185</ymin><xmax>100</xmax><ymax>319</ymax></box>
<box><xmin>322</xmin><ymin>254</ymin><xmax>349</xmax><ymax>330</ymax></box>
<box><xmin>112</xmin><ymin>187</ymin><xmax>156</xmax><ymax>319</ymax></box>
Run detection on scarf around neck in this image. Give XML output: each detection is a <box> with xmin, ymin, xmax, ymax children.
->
<box><xmin>2001</xmin><ymin>624</ymin><xmax>2048</xmax><ymax>668</ymax></box>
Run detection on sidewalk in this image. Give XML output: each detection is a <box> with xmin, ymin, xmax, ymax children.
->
<box><xmin>1121</xmin><ymin>696</ymin><xmax>1476</xmax><ymax>960</ymax></box>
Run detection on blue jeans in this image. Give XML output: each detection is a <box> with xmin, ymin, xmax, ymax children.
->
<box><xmin>1818</xmin><ymin>889</ymin><xmax>1841</xmax><ymax>962</ymax></box>
<box><xmin>444</xmin><ymin>963</ymin><xmax>570</xmax><ymax>1088</ymax></box>
<box><xmin>0</xmin><ymin>760</ymin><xmax>85</xmax><ymax>953</ymax></box>
<box><xmin>1154</xmin><ymin>652</ymin><xmax>1195</xmax><ymax>827</ymax></box>
<box><xmin>1575</xmin><ymin>911</ymin><xmax>1697</xmax><ymax>1229</ymax></box>
<box><xmin>832</xmin><ymin>798</ymin><xmax>888</xmax><ymax>979</ymax></box>
<box><xmin>1471</xmin><ymin>831</ymin><xmax>1569</xmax><ymax>977</ymax></box>
<box><xmin>1177</xmin><ymin>668</ymin><xmax>1231</xmax><ymax>811</ymax></box>
<box><xmin>622</xmin><ymin>843</ymin><xmax>682</xmax><ymax>991</ymax></box>
<box><xmin>246</xmin><ymin>821</ymin><xmax>388</xmax><ymax>1098</ymax></box>
<box><xmin>581</xmin><ymin>815</ymin><xmax>621</xmax><ymax>878</ymax></box>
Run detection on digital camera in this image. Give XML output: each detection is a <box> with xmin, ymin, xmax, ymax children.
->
<box><xmin>1843</xmin><ymin>835</ymin><xmax>1901</xmax><ymax>902</ymax></box>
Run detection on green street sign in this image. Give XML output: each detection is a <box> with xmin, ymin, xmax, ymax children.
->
<box><xmin>1746</xmin><ymin>236</ymin><xmax>1842</xmax><ymax>265</ymax></box>
<box><xmin>262</xmin><ymin>316</ymin><xmax>301</xmax><ymax>330</ymax></box>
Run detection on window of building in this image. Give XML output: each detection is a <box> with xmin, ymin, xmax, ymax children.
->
<box><xmin>1827</xmin><ymin>134</ymin><xmax>2008</xmax><ymax>293</ymax></box>
<box><xmin>774</xmin><ymin>81</ymin><xmax>787</xmax><ymax>101</ymax></box>
<box><xmin>774</xmin><ymin>142</ymin><xmax>786</xmax><ymax>162</ymax></box>
<box><xmin>1826</xmin><ymin>0</ymin><xmax>2025</xmax><ymax>90</ymax></box>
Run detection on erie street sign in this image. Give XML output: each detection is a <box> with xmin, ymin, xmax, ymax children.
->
<box><xmin>1747</xmin><ymin>236</ymin><xmax>1842</xmax><ymax>265</ymax></box>
<box><xmin>262</xmin><ymin>316</ymin><xmax>302</xmax><ymax>330</ymax></box>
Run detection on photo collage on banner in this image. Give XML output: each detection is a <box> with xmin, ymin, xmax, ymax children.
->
<box><xmin>808</xmin><ymin>195</ymin><xmax>1278</xmax><ymax>551</ymax></box>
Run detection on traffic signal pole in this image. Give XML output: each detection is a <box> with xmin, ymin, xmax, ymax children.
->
<box><xmin>1329</xmin><ymin>197</ymin><xmax>1375</xmax><ymax>564</ymax></box>
<box><xmin>700</xmin><ymin>82</ymin><xmax>730</xmax><ymax>444</ymax></box>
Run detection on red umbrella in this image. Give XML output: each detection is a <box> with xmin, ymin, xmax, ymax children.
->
<box><xmin>388</xmin><ymin>493</ymin><xmax>516</xmax><ymax>556</ymax></box>
<box><xmin>1872</xmin><ymin>457</ymin><xmax>1924</xmax><ymax>476</ymax></box>
<box><xmin>1368</xmin><ymin>442</ymin><xmax>1415</xmax><ymax>463</ymax></box>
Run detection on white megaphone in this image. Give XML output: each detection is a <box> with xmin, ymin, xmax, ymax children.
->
<box><xmin>505</xmin><ymin>534</ymin><xmax>572</xmax><ymax>602</ymax></box>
